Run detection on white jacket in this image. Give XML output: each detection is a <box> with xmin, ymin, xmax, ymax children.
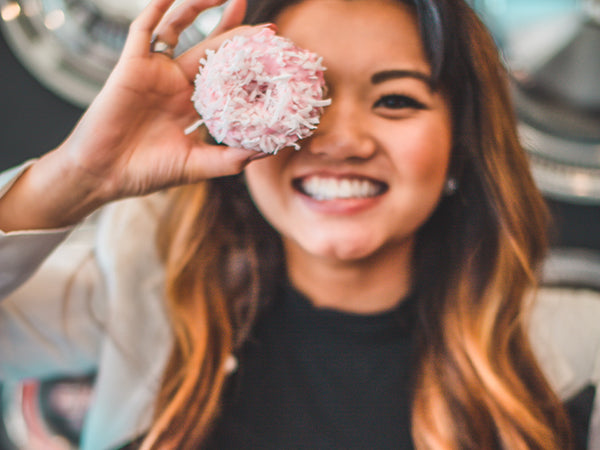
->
<box><xmin>1</xmin><ymin>162</ymin><xmax>599</xmax><ymax>450</ymax></box>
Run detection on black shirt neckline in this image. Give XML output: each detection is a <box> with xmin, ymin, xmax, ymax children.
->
<box><xmin>278</xmin><ymin>278</ymin><xmax>417</xmax><ymax>338</ymax></box>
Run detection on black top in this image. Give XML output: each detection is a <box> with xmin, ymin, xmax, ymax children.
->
<box><xmin>117</xmin><ymin>282</ymin><xmax>595</xmax><ymax>449</ymax></box>
<box><xmin>205</xmin><ymin>281</ymin><xmax>416</xmax><ymax>450</ymax></box>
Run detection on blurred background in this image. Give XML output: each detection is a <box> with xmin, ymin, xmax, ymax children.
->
<box><xmin>1</xmin><ymin>0</ymin><xmax>599</xmax><ymax>447</ymax></box>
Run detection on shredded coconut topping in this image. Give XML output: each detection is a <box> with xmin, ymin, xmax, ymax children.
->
<box><xmin>191</xmin><ymin>28</ymin><xmax>331</xmax><ymax>154</ymax></box>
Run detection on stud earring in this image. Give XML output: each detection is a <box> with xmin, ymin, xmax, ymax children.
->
<box><xmin>443</xmin><ymin>177</ymin><xmax>458</xmax><ymax>196</ymax></box>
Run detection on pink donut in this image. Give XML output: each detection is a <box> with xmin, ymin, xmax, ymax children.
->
<box><xmin>191</xmin><ymin>28</ymin><xmax>331</xmax><ymax>154</ymax></box>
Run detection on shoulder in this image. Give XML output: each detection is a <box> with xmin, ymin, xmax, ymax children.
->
<box><xmin>93</xmin><ymin>192</ymin><xmax>170</xmax><ymax>272</ymax></box>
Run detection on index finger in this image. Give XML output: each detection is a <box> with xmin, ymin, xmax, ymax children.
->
<box><xmin>122</xmin><ymin>0</ymin><xmax>178</xmax><ymax>58</ymax></box>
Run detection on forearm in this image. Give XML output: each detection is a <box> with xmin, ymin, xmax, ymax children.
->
<box><xmin>0</xmin><ymin>0</ymin><xmax>260</xmax><ymax>232</ymax></box>
<box><xmin>0</xmin><ymin>147</ymin><xmax>108</xmax><ymax>232</ymax></box>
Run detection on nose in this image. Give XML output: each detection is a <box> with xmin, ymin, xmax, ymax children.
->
<box><xmin>306</xmin><ymin>97</ymin><xmax>376</xmax><ymax>160</ymax></box>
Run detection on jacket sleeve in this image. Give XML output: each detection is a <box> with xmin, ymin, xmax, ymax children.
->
<box><xmin>529</xmin><ymin>287</ymin><xmax>600</xmax><ymax>449</ymax></box>
<box><xmin>0</xmin><ymin>162</ymin><xmax>107</xmax><ymax>380</ymax></box>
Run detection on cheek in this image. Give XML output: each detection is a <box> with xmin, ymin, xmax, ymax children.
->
<box><xmin>245</xmin><ymin>150</ymin><xmax>286</xmax><ymax>190</ymax></box>
<box><xmin>244</xmin><ymin>161</ymin><xmax>270</xmax><ymax>194</ymax></box>
<box><xmin>244</xmin><ymin>163</ymin><xmax>274</xmax><ymax>212</ymax></box>
<box><xmin>244</xmin><ymin>147</ymin><xmax>296</xmax><ymax>182</ymax></box>
<box><xmin>389</xmin><ymin>119</ymin><xmax>452</xmax><ymax>184</ymax></box>
<box><xmin>244</xmin><ymin>156</ymin><xmax>289</xmax><ymax>226</ymax></box>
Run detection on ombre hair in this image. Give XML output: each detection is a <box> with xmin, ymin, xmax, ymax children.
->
<box><xmin>142</xmin><ymin>0</ymin><xmax>574</xmax><ymax>448</ymax></box>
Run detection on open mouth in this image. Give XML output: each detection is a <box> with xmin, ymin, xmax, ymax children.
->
<box><xmin>293</xmin><ymin>175</ymin><xmax>388</xmax><ymax>201</ymax></box>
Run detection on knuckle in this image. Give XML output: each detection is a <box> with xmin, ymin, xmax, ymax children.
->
<box><xmin>231</xmin><ymin>159</ymin><xmax>248</xmax><ymax>175</ymax></box>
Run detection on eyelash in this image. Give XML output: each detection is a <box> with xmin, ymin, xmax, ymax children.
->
<box><xmin>374</xmin><ymin>94</ymin><xmax>426</xmax><ymax>110</ymax></box>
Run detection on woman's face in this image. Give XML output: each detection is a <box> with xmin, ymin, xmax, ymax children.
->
<box><xmin>245</xmin><ymin>0</ymin><xmax>453</xmax><ymax>264</ymax></box>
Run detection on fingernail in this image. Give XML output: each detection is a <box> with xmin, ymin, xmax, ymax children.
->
<box><xmin>248</xmin><ymin>152</ymin><xmax>271</xmax><ymax>161</ymax></box>
<box><xmin>260</xmin><ymin>23</ymin><xmax>278</xmax><ymax>32</ymax></box>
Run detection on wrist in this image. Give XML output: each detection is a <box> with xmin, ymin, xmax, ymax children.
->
<box><xmin>0</xmin><ymin>148</ymin><xmax>110</xmax><ymax>232</ymax></box>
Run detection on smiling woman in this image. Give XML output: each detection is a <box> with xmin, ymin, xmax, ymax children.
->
<box><xmin>0</xmin><ymin>0</ymin><xmax>598</xmax><ymax>449</ymax></box>
<box><xmin>245</xmin><ymin>0</ymin><xmax>452</xmax><ymax>308</ymax></box>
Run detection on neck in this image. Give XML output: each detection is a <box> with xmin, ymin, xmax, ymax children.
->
<box><xmin>284</xmin><ymin>240</ymin><xmax>414</xmax><ymax>314</ymax></box>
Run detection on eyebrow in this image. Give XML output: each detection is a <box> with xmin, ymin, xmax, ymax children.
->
<box><xmin>371</xmin><ymin>70</ymin><xmax>433</xmax><ymax>88</ymax></box>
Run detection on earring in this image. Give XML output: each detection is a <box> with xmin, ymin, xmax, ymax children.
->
<box><xmin>443</xmin><ymin>177</ymin><xmax>458</xmax><ymax>196</ymax></box>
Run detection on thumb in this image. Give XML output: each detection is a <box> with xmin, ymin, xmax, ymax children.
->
<box><xmin>181</xmin><ymin>144</ymin><xmax>271</xmax><ymax>181</ymax></box>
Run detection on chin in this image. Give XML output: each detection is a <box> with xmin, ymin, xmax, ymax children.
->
<box><xmin>300</xmin><ymin>234</ymin><xmax>383</xmax><ymax>263</ymax></box>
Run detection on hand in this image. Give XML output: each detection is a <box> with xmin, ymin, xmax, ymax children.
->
<box><xmin>0</xmin><ymin>0</ymin><xmax>270</xmax><ymax>231</ymax></box>
<box><xmin>64</xmin><ymin>0</ymin><xmax>268</xmax><ymax>199</ymax></box>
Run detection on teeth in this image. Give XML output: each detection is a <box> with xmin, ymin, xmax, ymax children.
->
<box><xmin>301</xmin><ymin>176</ymin><xmax>382</xmax><ymax>200</ymax></box>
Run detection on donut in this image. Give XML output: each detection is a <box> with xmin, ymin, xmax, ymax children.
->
<box><xmin>189</xmin><ymin>28</ymin><xmax>331</xmax><ymax>154</ymax></box>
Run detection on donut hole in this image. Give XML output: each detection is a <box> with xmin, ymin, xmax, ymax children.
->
<box><xmin>244</xmin><ymin>81</ymin><xmax>270</xmax><ymax>103</ymax></box>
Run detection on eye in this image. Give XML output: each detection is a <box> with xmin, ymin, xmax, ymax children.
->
<box><xmin>374</xmin><ymin>94</ymin><xmax>426</xmax><ymax>110</ymax></box>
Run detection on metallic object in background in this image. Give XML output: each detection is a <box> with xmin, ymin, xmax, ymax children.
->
<box><xmin>0</xmin><ymin>0</ymin><xmax>228</xmax><ymax>107</ymax></box>
<box><xmin>543</xmin><ymin>247</ymin><xmax>600</xmax><ymax>290</ymax></box>
<box><xmin>496</xmin><ymin>0</ymin><xmax>600</xmax><ymax>203</ymax></box>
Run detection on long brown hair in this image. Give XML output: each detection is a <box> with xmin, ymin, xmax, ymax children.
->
<box><xmin>143</xmin><ymin>0</ymin><xmax>574</xmax><ymax>448</ymax></box>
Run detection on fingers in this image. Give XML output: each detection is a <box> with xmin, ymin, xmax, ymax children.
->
<box><xmin>183</xmin><ymin>144</ymin><xmax>271</xmax><ymax>180</ymax></box>
<box><xmin>122</xmin><ymin>0</ymin><xmax>227</xmax><ymax>59</ymax></box>
<box><xmin>177</xmin><ymin>24</ymin><xmax>275</xmax><ymax>81</ymax></box>
<box><xmin>153</xmin><ymin>0</ymin><xmax>225</xmax><ymax>48</ymax></box>
<box><xmin>122</xmin><ymin>0</ymin><xmax>177</xmax><ymax>58</ymax></box>
<box><xmin>208</xmin><ymin>0</ymin><xmax>247</xmax><ymax>37</ymax></box>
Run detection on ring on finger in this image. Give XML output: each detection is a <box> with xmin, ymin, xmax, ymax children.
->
<box><xmin>150</xmin><ymin>34</ymin><xmax>175</xmax><ymax>58</ymax></box>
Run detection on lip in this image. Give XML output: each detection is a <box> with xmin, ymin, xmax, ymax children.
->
<box><xmin>291</xmin><ymin>172</ymin><xmax>388</xmax><ymax>215</ymax></box>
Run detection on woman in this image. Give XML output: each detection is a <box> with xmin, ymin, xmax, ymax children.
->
<box><xmin>0</xmin><ymin>0</ymin><xmax>598</xmax><ymax>448</ymax></box>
